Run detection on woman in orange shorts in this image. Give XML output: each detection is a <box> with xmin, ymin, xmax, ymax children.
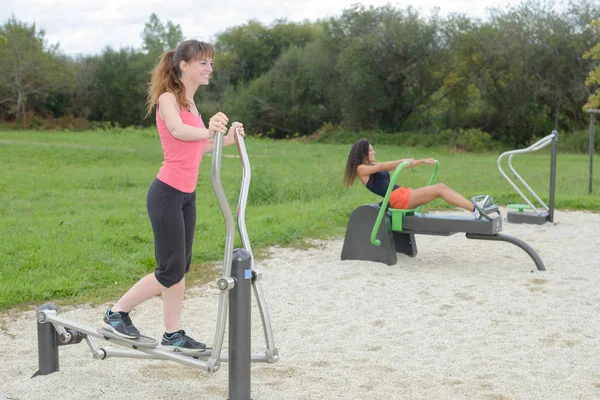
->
<box><xmin>344</xmin><ymin>139</ymin><xmax>485</xmax><ymax>218</ymax></box>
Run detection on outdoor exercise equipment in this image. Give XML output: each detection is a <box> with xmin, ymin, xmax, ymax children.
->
<box><xmin>341</xmin><ymin>160</ymin><xmax>545</xmax><ymax>271</ymax></box>
<box><xmin>33</xmin><ymin>125</ymin><xmax>279</xmax><ymax>400</ymax></box>
<box><xmin>497</xmin><ymin>131</ymin><xmax>557</xmax><ymax>225</ymax></box>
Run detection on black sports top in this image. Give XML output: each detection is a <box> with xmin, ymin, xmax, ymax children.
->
<box><xmin>366</xmin><ymin>170</ymin><xmax>399</xmax><ymax>197</ymax></box>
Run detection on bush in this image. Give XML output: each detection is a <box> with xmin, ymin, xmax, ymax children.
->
<box><xmin>49</xmin><ymin>115</ymin><xmax>90</xmax><ymax>131</ymax></box>
<box><xmin>312</xmin><ymin>125</ymin><xmax>503</xmax><ymax>153</ymax></box>
<box><xmin>453</xmin><ymin>129</ymin><xmax>496</xmax><ymax>152</ymax></box>
<box><xmin>559</xmin><ymin>129</ymin><xmax>600</xmax><ymax>154</ymax></box>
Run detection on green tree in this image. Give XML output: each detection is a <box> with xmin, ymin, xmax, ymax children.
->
<box><xmin>327</xmin><ymin>5</ymin><xmax>455</xmax><ymax>131</ymax></box>
<box><xmin>71</xmin><ymin>56</ymin><xmax>103</xmax><ymax>120</ymax></box>
<box><xmin>583</xmin><ymin>19</ymin><xmax>600</xmax><ymax>110</ymax></box>
<box><xmin>0</xmin><ymin>16</ymin><xmax>70</xmax><ymax>123</ymax></box>
<box><xmin>94</xmin><ymin>47</ymin><xmax>151</xmax><ymax>126</ymax></box>
<box><xmin>224</xmin><ymin>45</ymin><xmax>328</xmax><ymax>137</ymax></box>
<box><xmin>203</xmin><ymin>19</ymin><xmax>321</xmax><ymax>129</ymax></box>
<box><xmin>215</xmin><ymin>19</ymin><xmax>319</xmax><ymax>87</ymax></box>
<box><xmin>141</xmin><ymin>13</ymin><xmax>184</xmax><ymax>58</ymax></box>
<box><xmin>442</xmin><ymin>0</ymin><xmax>598</xmax><ymax>144</ymax></box>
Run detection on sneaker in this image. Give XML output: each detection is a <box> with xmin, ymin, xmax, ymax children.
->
<box><xmin>476</xmin><ymin>195</ymin><xmax>493</xmax><ymax>209</ymax></box>
<box><xmin>103</xmin><ymin>309</ymin><xmax>141</xmax><ymax>339</ymax></box>
<box><xmin>161</xmin><ymin>330</ymin><xmax>206</xmax><ymax>351</ymax></box>
<box><xmin>473</xmin><ymin>207</ymin><xmax>482</xmax><ymax>220</ymax></box>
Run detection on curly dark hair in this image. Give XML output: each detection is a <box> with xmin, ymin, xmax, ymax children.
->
<box><xmin>343</xmin><ymin>139</ymin><xmax>370</xmax><ymax>187</ymax></box>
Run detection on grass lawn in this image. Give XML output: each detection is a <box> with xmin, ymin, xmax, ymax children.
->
<box><xmin>1</xmin><ymin>129</ymin><xmax>598</xmax><ymax>310</ymax></box>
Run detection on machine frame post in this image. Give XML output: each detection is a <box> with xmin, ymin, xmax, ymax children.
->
<box><xmin>32</xmin><ymin>304</ymin><xmax>60</xmax><ymax>377</ymax></box>
<box><xmin>229</xmin><ymin>249</ymin><xmax>252</xmax><ymax>400</ymax></box>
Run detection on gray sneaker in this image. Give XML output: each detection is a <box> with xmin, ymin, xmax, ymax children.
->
<box><xmin>161</xmin><ymin>330</ymin><xmax>206</xmax><ymax>351</ymax></box>
<box><xmin>476</xmin><ymin>195</ymin><xmax>493</xmax><ymax>209</ymax></box>
<box><xmin>103</xmin><ymin>309</ymin><xmax>141</xmax><ymax>339</ymax></box>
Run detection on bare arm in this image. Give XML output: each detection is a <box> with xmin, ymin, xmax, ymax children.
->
<box><xmin>357</xmin><ymin>158</ymin><xmax>435</xmax><ymax>182</ymax></box>
<box><xmin>158</xmin><ymin>92</ymin><xmax>227</xmax><ymax>141</ymax></box>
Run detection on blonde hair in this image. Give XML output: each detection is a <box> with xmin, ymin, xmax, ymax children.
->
<box><xmin>146</xmin><ymin>40</ymin><xmax>215</xmax><ymax>117</ymax></box>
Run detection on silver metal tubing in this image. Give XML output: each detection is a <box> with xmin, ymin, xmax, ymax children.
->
<box><xmin>99</xmin><ymin>347</ymin><xmax>207</xmax><ymax>363</ymax></box>
<box><xmin>85</xmin><ymin>336</ymin><xmax>105</xmax><ymax>359</ymax></box>
<box><xmin>38</xmin><ymin>310</ymin><xmax>211</xmax><ymax>371</ymax></box>
<box><xmin>218</xmin><ymin>353</ymin><xmax>272</xmax><ymax>363</ymax></box>
<box><xmin>102</xmin><ymin>347</ymin><xmax>210</xmax><ymax>370</ymax></box>
<box><xmin>44</xmin><ymin>311</ymin><xmax>106</xmax><ymax>338</ymax></box>
<box><xmin>234</xmin><ymin>130</ymin><xmax>253</xmax><ymax>262</ymax></box>
<box><xmin>136</xmin><ymin>347</ymin><xmax>211</xmax><ymax>370</ymax></box>
<box><xmin>507</xmin><ymin>153</ymin><xmax>548</xmax><ymax>213</ymax></box>
<box><xmin>208</xmin><ymin>131</ymin><xmax>234</xmax><ymax>372</ymax></box>
<box><xmin>234</xmin><ymin>129</ymin><xmax>279</xmax><ymax>363</ymax></box>
<box><xmin>101</xmin><ymin>348</ymin><xmax>159</xmax><ymax>360</ymax></box>
<box><xmin>497</xmin><ymin>131</ymin><xmax>557</xmax><ymax>216</ymax></box>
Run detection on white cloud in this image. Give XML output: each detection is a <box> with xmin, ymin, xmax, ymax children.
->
<box><xmin>1</xmin><ymin>0</ymin><xmax>520</xmax><ymax>56</ymax></box>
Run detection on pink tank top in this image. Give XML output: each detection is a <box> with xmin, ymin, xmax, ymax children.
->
<box><xmin>155</xmin><ymin>107</ymin><xmax>208</xmax><ymax>193</ymax></box>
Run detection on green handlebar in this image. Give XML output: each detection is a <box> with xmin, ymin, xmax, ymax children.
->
<box><xmin>370</xmin><ymin>160</ymin><xmax>440</xmax><ymax>246</ymax></box>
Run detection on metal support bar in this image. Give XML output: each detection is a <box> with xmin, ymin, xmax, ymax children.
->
<box><xmin>589</xmin><ymin>110</ymin><xmax>599</xmax><ymax>194</ymax></box>
<box><xmin>466</xmin><ymin>233</ymin><xmax>546</xmax><ymax>271</ymax></box>
<box><xmin>548</xmin><ymin>134</ymin><xmax>557</xmax><ymax>222</ymax></box>
<box><xmin>101</xmin><ymin>348</ymin><xmax>156</xmax><ymax>360</ymax></box>
<box><xmin>229</xmin><ymin>249</ymin><xmax>252</xmax><ymax>400</ymax></box>
<box><xmin>209</xmin><ymin>130</ymin><xmax>233</xmax><ymax>373</ymax></box>
<box><xmin>32</xmin><ymin>304</ymin><xmax>60</xmax><ymax>377</ymax></box>
<box><xmin>86</xmin><ymin>336</ymin><xmax>105</xmax><ymax>359</ymax></box>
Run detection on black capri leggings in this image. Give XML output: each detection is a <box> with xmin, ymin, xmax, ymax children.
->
<box><xmin>146</xmin><ymin>178</ymin><xmax>196</xmax><ymax>288</ymax></box>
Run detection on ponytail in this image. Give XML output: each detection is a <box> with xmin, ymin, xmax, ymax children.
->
<box><xmin>145</xmin><ymin>50</ymin><xmax>187</xmax><ymax>117</ymax></box>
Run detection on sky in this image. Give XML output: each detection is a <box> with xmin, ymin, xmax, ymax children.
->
<box><xmin>1</xmin><ymin>0</ymin><xmax>518</xmax><ymax>56</ymax></box>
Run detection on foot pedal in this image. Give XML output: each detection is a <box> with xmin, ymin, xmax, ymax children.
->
<box><xmin>483</xmin><ymin>203</ymin><xmax>501</xmax><ymax>215</ymax></box>
<box><xmin>472</xmin><ymin>196</ymin><xmax>502</xmax><ymax>221</ymax></box>
<box><xmin>472</xmin><ymin>194</ymin><xmax>495</xmax><ymax>208</ymax></box>
<box><xmin>508</xmin><ymin>203</ymin><xmax>532</xmax><ymax>212</ymax></box>
<box><xmin>97</xmin><ymin>328</ymin><xmax>158</xmax><ymax>348</ymax></box>
<box><xmin>159</xmin><ymin>346</ymin><xmax>213</xmax><ymax>356</ymax></box>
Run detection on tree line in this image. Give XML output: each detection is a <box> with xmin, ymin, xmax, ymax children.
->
<box><xmin>1</xmin><ymin>0</ymin><xmax>599</xmax><ymax>146</ymax></box>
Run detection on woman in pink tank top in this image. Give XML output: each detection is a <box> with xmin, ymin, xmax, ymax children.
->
<box><xmin>103</xmin><ymin>39</ymin><xmax>244</xmax><ymax>351</ymax></box>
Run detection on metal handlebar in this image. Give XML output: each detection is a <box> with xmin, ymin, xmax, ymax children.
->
<box><xmin>371</xmin><ymin>160</ymin><xmax>440</xmax><ymax>246</ymax></box>
<box><xmin>207</xmin><ymin>130</ymin><xmax>233</xmax><ymax>371</ymax></box>
<box><xmin>208</xmin><ymin>125</ymin><xmax>279</xmax><ymax>370</ymax></box>
<box><xmin>233</xmin><ymin>125</ymin><xmax>278</xmax><ymax>362</ymax></box>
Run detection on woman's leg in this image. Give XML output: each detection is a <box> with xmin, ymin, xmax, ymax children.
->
<box><xmin>162</xmin><ymin>278</ymin><xmax>185</xmax><ymax>333</ymax></box>
<box><xmin>112</xmin><ymin>273</ymin><xmax>165</xmax><ymax>313</ymax></box>
<box><xmin>162</xmin><ymin>191</ymin><xmax>196</xmax><ymax>333</ymax></box>
<box><xmin>407</xmin><ymin>183</ymin><xmax>474</xmax><ymax>211</ymax></box>
<box><xmin>146</xmin><ymin>179</ymin><xmax>189</xmax><ymax>333</ymax></box>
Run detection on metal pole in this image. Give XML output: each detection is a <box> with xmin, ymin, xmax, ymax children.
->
<box><xmin>548</xmin><ymin>132</ymin><xmax>558</xmax><ymax>223</ymax></box>
<box><xmin>32</xmin><ymin>304</ymin><xmax>60</xmax><ymax>377</ymax></box>
<box><xmin>229</xmin><ymin>248</ymin><xmax>252</xmax><ymax>400</ymax></box>
<box><xmin>590</xmin><ymin>112</ymin><xmax>596</xmax><ymax>195</ymax></box>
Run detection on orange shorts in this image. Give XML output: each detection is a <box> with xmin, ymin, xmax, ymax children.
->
<box><xmin>389</xmin><ymin>187</ymin><xmax>413</xmax><ymax>209</ymax></box>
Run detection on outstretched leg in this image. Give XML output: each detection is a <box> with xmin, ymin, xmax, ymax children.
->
<box><xmin>407</xmin><ymin>183</ymin><xmax>474</xmax><ymax>211</ymax></box>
